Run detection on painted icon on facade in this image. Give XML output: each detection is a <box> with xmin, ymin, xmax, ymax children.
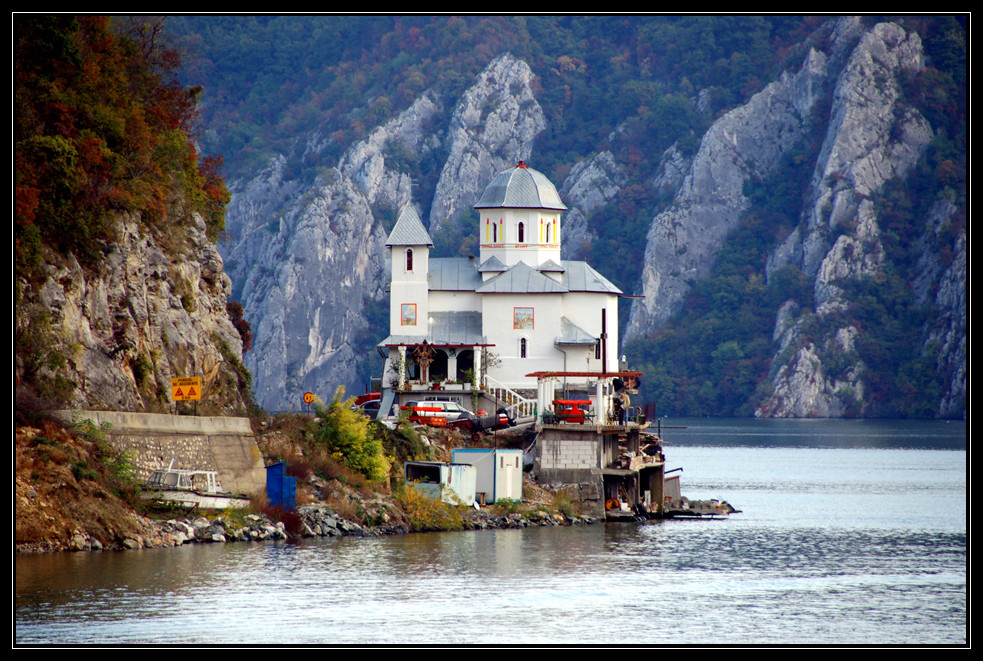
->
<box><xmin>513</xmin><ymin>307</ymin><xmax>534</xmax><ymax>330</ymax></box>
<box><xmin>401</xmin><ymin>303</ymin><xmax>417</xmax><ymax>326</ymax></box>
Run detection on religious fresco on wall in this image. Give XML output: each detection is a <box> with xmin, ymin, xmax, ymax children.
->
<box><xmin>513</xmin><ymin>307</ymin><xmax>534</xmax><ymax>330</ymax></box>
<box><xmin>401</xmin><ymin>303</ymin><xmax>417</xmax><ymax>326</ymax></box>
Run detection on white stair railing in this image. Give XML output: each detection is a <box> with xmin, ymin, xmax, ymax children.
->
<box><xmin>482</xmin><ymin>375</ymin><xmax>537</xmax><ymax>419</ymax></box>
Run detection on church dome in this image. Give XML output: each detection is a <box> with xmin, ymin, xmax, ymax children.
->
<box><xmin>473</xmin><ymin>161</ymin><xmax>567</xmax><ymax>211</ymax></box>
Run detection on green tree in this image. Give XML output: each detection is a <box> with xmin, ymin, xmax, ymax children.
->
<box><xmin>307</xmin><ymin>387</ymin><xmax>390</xmax><ymax>482</ymax></box>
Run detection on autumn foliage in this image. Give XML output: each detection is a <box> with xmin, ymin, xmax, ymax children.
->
<box><xmin>14</xmin><ymin>16</ymin><xmax>229</xmax><ymax>277</ymax></box>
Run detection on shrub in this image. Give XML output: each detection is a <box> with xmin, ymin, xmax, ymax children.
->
<box><xmin>397</xmin><ymin>485</ymin><xmax>463</xmax><ymax>532</ymax></box>
<box><xmin>307</xmin><ymin>386</ymin><xmax>390</xmax><ymax>482</ymax></box>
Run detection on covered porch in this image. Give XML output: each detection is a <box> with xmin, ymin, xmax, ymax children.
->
<box><xmin>526</xmin><ymin>370</ymin><xmax>644</xmax><ymax>427</ymax></box>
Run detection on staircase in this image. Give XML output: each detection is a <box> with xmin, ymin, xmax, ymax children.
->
<box><xmin>482</xmin><ymin>375</ymin><xmax>537</xmax><ymax>420</ymax></box>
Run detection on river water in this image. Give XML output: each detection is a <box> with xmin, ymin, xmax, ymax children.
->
<box><xmin>15</xmin><ymin>418</ymin><xmax>967</xmax><ymax>646</ymax></box>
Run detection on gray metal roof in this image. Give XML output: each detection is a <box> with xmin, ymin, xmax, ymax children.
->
<box><xmin>378</xmin><ymin>311</ymin><xmax>486</xmax><ymax>347</ymax></box>
<box><xmin>475</xmin><ymin>262</ymin><xmax>569</xmax><ymax>294</ymax></box>
<box><xmin>378</xmin><ymin>334</ymin><xmax>429</xmax><ymax>347</ymax></box>
<box><xmin>477</xmin><ymin>255</ymin><xmax>507</xmax><ymax>272</ymax></box>
<box><xmin>428</xmin><ymin>258</ymin><xmax>481</xmax><ymax>291</ymax></box>
<box><xmin>474</xmin><ymin>162</ymin><xmax>567</xmax><ymax>211</ymax></box>
<box><xmin>429</xmin><ymin>311</ymin><xmax>485</xmax><ymax>345</ymax></box>
<box><xmin>561</xmin><ymin>261</ymin><xmax>622</xmax><ymax>294</ymax></box>
<box><xmin>537</xmin><ymin>259</ymin><xmax>565</xmax><ymax>273</ymax></box>
<box><xmin>386</xmin><ymin>205</ymin><xmax>433</xmax><ymax>246</ymax></box>
<box><xmin>556</xmin><ymin>317</ymin><xmax>598</xmax><ymax>345</ymax></box>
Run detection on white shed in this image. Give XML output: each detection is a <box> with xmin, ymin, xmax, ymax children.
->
<box><xmin>451</xmin><ymin>448</ymin><xmax>523</xmax><ymax>504</ymax></box>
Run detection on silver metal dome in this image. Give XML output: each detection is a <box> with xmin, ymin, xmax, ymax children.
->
<box><xmin>473</xmin><ymin>161</ymin><xmax>567</xmax><ymax>211</ymax></box>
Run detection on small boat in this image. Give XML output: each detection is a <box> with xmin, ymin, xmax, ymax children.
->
<box><xmin>144</xmin><ymin>462</ymin><xmax>249</xmax><ymax>509</ymax></box>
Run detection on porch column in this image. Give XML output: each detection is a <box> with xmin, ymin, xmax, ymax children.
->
<box><xmin>595</xmin><ymin>378</ymin><xmax>606</xmax><ymax>425</ymax></box>
<box><xmin>398</xmin><ymin>346</ymin><xmax>407</xmax><ymax>389</ymax></box>
<box><xmin>447</xmin><ymin>348</ymin><xmax>458</xmax><ymax>383</ymax></box>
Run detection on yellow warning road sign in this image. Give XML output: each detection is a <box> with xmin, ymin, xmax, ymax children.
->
<box><xmin>171</xmin><ymin>377</ymin><xmax>202</xmax><ymax>401</ymax></box>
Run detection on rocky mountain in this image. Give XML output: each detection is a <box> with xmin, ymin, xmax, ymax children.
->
<box><xmin>16</xmin><ymin>211</ymin><xmax>251</xmax><ymax>416</ymax></box>
<box><xmin>222</xmin><ymin>54</ymin><xmax>548</xmax><ymax>411</ymax></box>
<box><xmin>217</xmin><ymin>17</ymin><xmax>964</xmax><ymax>418</ymax></box>
<box><xmin>622</xmin><ymin>17</ymin><xmax>963</xmax><ymax>418</ymax></box>
<box><xmin>14</xmin><ymin>16</ymin><xmax>252</xmax><ymax>417</ymax></box>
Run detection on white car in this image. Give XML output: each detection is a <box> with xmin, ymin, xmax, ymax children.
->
<box><xmin>403</xmin><ymin>400</ymin><xmax>473</xmax><ymax>424</ymax></box>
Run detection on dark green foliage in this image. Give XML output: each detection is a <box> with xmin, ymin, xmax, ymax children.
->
<box><xmin>226</xmin><ymin>301</ymin><xmax>252</xmax><ymax>352</ymax></box>
<box><xmin>626</xmin><ymin>139</ymin><xmax>815</xmax><ymax>416</ymax></box>
<box><xmin>307</xmin><ymin>387</ymin><xmax>390</xmax><ymax>482</ymax></box>
<box><xmin>14</xmin><ymin>16</ymin><xmax>230</xmax><ymax>279</ymax></box>
<box><xmin>167</xmin><ymin>16</ymin><xmax>816</xmax><ymax>185</ymax></box>
<box><xmin>837</xmin><ymin>274</ymin><xmax>942</xmax><ymax>418</ymax></box>
<box><xmin>377</xmin><ymin>416</ymin><xmax>432</xmax><ymax>467</ymax></box>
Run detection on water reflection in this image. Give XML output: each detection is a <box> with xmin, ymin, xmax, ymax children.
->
<box><xmin>16</xmin><ymin>420</ymin><xmax>966</xmax><ymax>645</ymax></box>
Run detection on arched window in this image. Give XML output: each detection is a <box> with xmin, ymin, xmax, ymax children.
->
<box><xmin>406</xmin><ymin>249</ymin><xmax>413</xmax><ymax>272</ymax></box>
<box><xmin>545</xmin><ymin>222</ymin><xmax>550</xmax><ymax>243</ymax></box>
<box><xmin>518</xmin><ymin>222</ymin><xmax>524</xmax><ymax>243</ymax></box>
<box><xmin>492</xmin><ymin>222</ymin><xmax>497</xmax><ymax>243</ymax></box>
<box><xmin>520</xmin><ymin>338</ymin><xmax>527</xmax><ymax>358</ymax></box>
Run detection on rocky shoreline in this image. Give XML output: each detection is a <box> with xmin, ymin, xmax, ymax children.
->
<box><xmin>15</xmin><ymin>503</ymin><xmax>600</xmax><ymax>554</ymax></box>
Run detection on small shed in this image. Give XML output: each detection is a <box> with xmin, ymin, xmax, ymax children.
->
<box><xmin>451</xmin><ymin>448</ymin><xmax>523</xmax><ymax>504</ymax></box>
<box><xmin>404</xmin><ymin>461</ymin><xmax>477</xmax><ymax>506</ymax></box>
<box><xmin>266</xmin><ymin>462</ymin><xmax>296</xmax><ymax>510</ymax></box>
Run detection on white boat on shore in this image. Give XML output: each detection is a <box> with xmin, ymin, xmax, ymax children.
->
<box><xmin>143</xmin><ymin>463</ymin><xmax>250</xmax><ymax>509</ymax></box>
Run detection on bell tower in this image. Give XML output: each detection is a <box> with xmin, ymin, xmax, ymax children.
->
<box><xmin>474</xmin><ymin>161</ymin><xmax>566</xmax><ymax>269</ymax></box>
<box><xmin>385</xmin><ymin>205</ymin><xmax>432</xmax><ymax>338</ymax></box>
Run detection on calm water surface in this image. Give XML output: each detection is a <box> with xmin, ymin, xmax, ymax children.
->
<box><xmin>15</xmin><ymin>418</ymin><xmax>966</xmax><ymax>646</ymax></box>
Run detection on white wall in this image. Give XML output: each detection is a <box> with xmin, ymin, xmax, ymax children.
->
<box><xmin>389</xmin><ymin>245</ymin><xmax>429</xmax><ymax>337</ymax></box>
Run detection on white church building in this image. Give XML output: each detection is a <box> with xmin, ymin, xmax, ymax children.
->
<box><xmin>379</xmin><ymin>161</ymin><xmax>623</xmax><ymax>397</ymax></box>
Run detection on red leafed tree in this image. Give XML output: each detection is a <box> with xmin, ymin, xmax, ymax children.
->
<box><xmin>14</xmin><ymin>15</ymin><xmax>229</xmax><ymax>276</ymax></box>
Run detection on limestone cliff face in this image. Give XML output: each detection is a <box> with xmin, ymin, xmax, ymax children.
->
<box><xmin>625</xmin><ymin>40</ymin><xmax>831</xmax><ymax>336</ymax></box>
<box><xmin>428</xmin><ymin>53</ymin><xmax>546</xmax><ymax>235</ymax></box>
<box><xmin>223</xmin><ymin>158</ymin><xmax>387</xmax><ymax>412</ymax></box>
<box><xmin>621</xmin><ymin>17</ymin><xmax>962</xmax><ymax>418</ymax></box>
<box><xmin>338</xmin><ymin>90</ymin><xmax>445</xmax><ymax>211</ymax></box>
<box><xmin>559</xmin><ymin>150</ymin><xmax>628</xmax><ymax>260</ymax></box>
<box><xmin>756</xmin><ymin>21</ymin><xmax>940</xmax><ymax>417</ymax></box>
<box><xmin>221</xmin><ymin>90</ymin><xmax>454</xmax><ymax>411</ymax></box>
<box><xmin>221</xmin><ymin>53</ymin><xmax>549</xmax><ymax>411</ymax></box>
<box><xmin>16</xmin><ymin>212</ymin><xmax>250</xmax><ymax>415</ymax></box>
<box><xmin>910</xmin><ymin>195</ymin><xmax>966</xmax><ymax>418</ymax></box>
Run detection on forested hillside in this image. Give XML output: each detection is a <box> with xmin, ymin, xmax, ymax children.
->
<box><xmin>163</xmin><ymin>16</ymin><xmax>964</xmax><ymax>418</ymax></box>
<box><xmin>15</xmin><ymin>16</ymin><xmax>251</xmax><ymax>415</ymax></box>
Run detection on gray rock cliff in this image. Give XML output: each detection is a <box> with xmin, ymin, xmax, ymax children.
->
<box><xmin>617</xmin><ymin>17</ymin><xmax>961</xmax><ymax>418</ymax></box>
<box><xmin>428</xmin><ymin>53</ymin><xmax>546</xmax><ymax>236</ymax></box>
<box><xmin>16</xmin><ymin>212</ymin><xmax>250</xmax><ymax>415</ymax></box>
<box><xmin>757</xmin><ymin>21</ymin><xmax>939</xmax><ymax>417</ymax></box>
<box><xmin>221</xmin><ymin>53</ymin><xmax>549</xmax><ymax>411</ymax></box>
<box><xmin>626</xmin><ymin>42</ymin><xmax>830</xmax><ymax>336</ymax></box>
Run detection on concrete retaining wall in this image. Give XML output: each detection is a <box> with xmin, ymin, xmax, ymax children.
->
<box><xmin>52</xmin><ymin>410</ymin><xmax>265</xmax><ymax>496</ymax></box>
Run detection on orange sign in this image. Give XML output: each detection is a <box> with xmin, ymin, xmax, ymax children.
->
<box><xmin>171</xmin><ymin>377</ymin><xmax>202</xmax><ymax>401</ymax></box>
<box><xmin>303</xmin><ymin>392</ymin><xmax>315</xmax><ymax>404</ymax></box>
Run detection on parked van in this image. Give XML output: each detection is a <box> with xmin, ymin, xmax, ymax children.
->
<box><xmin>403</xmin><ymin>400</ymin><xmax>474</xmax><ymax>425</ymax></box>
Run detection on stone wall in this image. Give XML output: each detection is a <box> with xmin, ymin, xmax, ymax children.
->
<box><xmin>52</xmin><ymin>411</ymin><xmax>265</xmax><ymax>496</ymax></box>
